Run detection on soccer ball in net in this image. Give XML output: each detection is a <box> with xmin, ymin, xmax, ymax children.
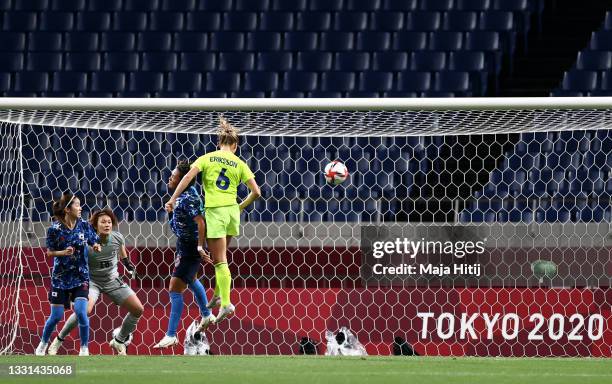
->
<box><xmin>324</xmin><ymin>161</ymin><xmax>349</xmax><ymax>185</ymax></box>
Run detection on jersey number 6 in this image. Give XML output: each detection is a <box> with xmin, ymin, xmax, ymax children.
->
<box><xmin>216</xmin><ymin>168</ymin><xmax>230</xmax><ymax>190</ymax></box>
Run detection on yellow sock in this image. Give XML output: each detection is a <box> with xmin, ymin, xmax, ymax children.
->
<box><xmin>214</xmin><ymin>262</ymin><xmax>232</xmax><ymax>307</ymax></box>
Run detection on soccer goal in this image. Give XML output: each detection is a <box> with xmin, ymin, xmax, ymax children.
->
<box><xmin>0</xmin><ymin>97</ymin><xmax>610</xmax><ymax>357</ymax></box>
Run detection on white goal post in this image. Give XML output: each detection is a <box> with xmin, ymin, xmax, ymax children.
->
<box><xmin>0</xmin><ymin>97</ymin><xmax>610</xmax><ymax>357</ymax></box>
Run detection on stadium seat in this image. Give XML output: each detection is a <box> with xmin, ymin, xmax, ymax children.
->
<box><xmin>356</xmin><ymin>32</ymin><xmax>391</xmax><ymax>50</ymax></box>
<box><xmin>370</xmin><ymin>12</ymin><xmax>404</xmax><ymax>30</ymax></box>
<box><xmin>161</xmin><ymin>0</ymin><xmax>195</xmax><ymax>10</ymax></box>
<box><xmin>141</xmin><ymin>52</ymin><xmax>177</xmax><ymax>71</ymax></box>
<box><xmin>235</xmin><ymin>0</ymin><xmax>268</xmax><ymax>11</ymax></box>
<box><xmin>405</xmin><ymin>11</ymin><xmax>441</xmax><ymax>31</ymax></box>
<box><xmin>397</xmin><ymin>71</ymin><xmax>431</xmax><ymax>92</ymax></box>
<box><xmin>124</xmin><ymin>0</ymin><xmax>158</xmax><ymax>11</ymax></box>
<box><xmin>561</xmin><ymin>70</ymin><xmax>597</xmax><ymax>91</ymax></box>
<box><xmin>113</xmin><ymin>11</ymin><xmax>148</xmax><ymax>31</ymax></box>
<box><xmin>260</xmin><ymin>12</ymin><xmax>294</xmax><ymax>31</ymax></box>
<box><xmin>297</xmin><ymin>52</ymin><xmax>332</xmax><ymax>71</ymax></box>
<box><xmin>358</xmin><ymin>71</ymin><xmax>394</xmax><ymax>92</ymax></box>
<box><xmin>65</xmin><ymin>52</ymin><xmax>101</xmax><ymax>71</ymax></box>
<box><xmin>103</xmin><ymin>52</ymin><xmax>139</xmax><ymax>71</ymax></box>
<box><xmin>209</xmin><ymin>32</ymin><xmax>245</xmax><ymax>51</ymax></box>
<box><xmin>223</xmin><ymin>12</ymin><xmax>258</xmax><ymax>31</ymax></box>
<box><xmin>419</xmin><ymin>0</ymin><xmax>453</xmax><ymax>10</ymax></box>
<box><xmin>296</xmin><ymin>12</ymin><xmax>331</xmax><ymax>30</ymax></box>
<box><xmin>246</xmin><ymin>32</ymin><xmax>282</xmax><ymax>50</ymax></box>
<box><xmin>51</xmin><ymin>0</ymin><xmax>86</xmax><ymax>10</ymax></box>
<box><xmin>334</xmin><ymin>52</ymin><xmax>370</xmax><ymax>71</ymax></box>
<box><xmin>2</xmin><ymin>12</ymin><xmax>38</xmax><ymax>31</ymax></box>
<box><xmin>309</xmin><ymin>0</ymin><xmax>342</xmax><ymax>11</ymax></box>
<box><xmin>173</xmin><ymin>32</ymin><xmax>207</xmax><ymax>51</ymax></box>
<box><xmin>428</xmin><ymin>31</ymin><xmax>464</xmax><ymax>50</ymax></box>
<box><xmin>320</xmin><ymin>32</ymin><xmax>354</xmax><ymax>51</ymax></box>
<box><xmin>39</xmin><ymin>12</ymin><xmax>74</xmax><ymax>31</ymax></box>
<box><xmin>457</xmin><ymin>0</ymin><xmax>490</xmax><ymax>10</ymax></box>
<box><xmin>100</xmin><ymin>32</ymin><xmax>136</xmax><ymax>51</ymax></box>
<box><xmin>576</xmin><ymin>51</ymin><xmax>612</xmax><ymax>71</ymax></box>
<box><xmin>244</xmin><ymin>72</ymin><xmax>279</xmax><ymax>92</ymax></box>
<box><xmin>206</xmin><ymin>72</ymin><xmax>240</xmax><ymax>92</ymax></box>
<box><xmin>589</xmin><ymin>31</ymin><xmax>612</xmax><ymax>50</ymax></box>
<box><xmin>465</xmin><ymin>30</ymin><xmax>500</xmax><ymax>50</ymax></box>
<box><xmin>137</xmin><ymin>32</ymin><xmax>172</xmax><ymax>51</ymax></box>
<box><xmin>76</xmin><ymin>12</ymin><xmax>112</xmax><ymax>31</ymax></box>
<box><xmin>443</xmin><ymin>11</ymin><xmax>478</xmax><ymax>30</ymax></box>
<box><xmin>271</xmin><ymin>0</ymin><xmax>305</xmax><ymax>10</ymax></box>
<box><xmin>479</xmin><ymin>11</ymin><xmax>514</xmax><ymax>31</ymax></box>
<box><xmin>449</xmin><ymin>51</ymin><xmax>485</xmax><ymax>71</ymax></box>
<box><xmin>90</xmin><ymin>72</ymin><xmax>126</xmax><ymax>93</ymax></box>
<box><xmin>284</xmin><ymin>32</ymin><xmax>318</xmax><ymax>50</ymax></box>
<box><xmin>0</xmin><ymin>53</ymin><xmax>23</xmax><ymax>71</ymax></box>
<box><xmin>26</xmin><ymin>52</ymin><xmax>62</xmax><ymax>71</ymax></box>
<box><xmin>65</xmin><ymin>32</ymin><xmax>98</xmax><ymax>51</ymax></box>
<box><xmin>0</xmin><ymin>73</ymin><xmax>10</xmax><ymax>93</ymax></box>
<box><xmin>411</xmin><ymin>51</ymin><xmax>446</xmax><ymax>71</ymax></box>
<box><xmin>149</xmin><ymin>12</ymin><xmax>184</xmax><ymax>31</ymax></box>
<box><xmin>269</xmin><ymin>90</ymin><xmax>305</xmax><ymax>97</ymax></box>
<box><xmin>185</xmin><ymin>12</ymin><xmax>222</xmax><ymax>31</ymax></box>
<box><xmin>179</xmin><ymin>52</ymin><xmax>216</xmax><ymax>71</ymax></box>
<box><xmin>218</xmin><ymin>52</ymin><xmax>255</xmax><ymax>71</ymax></box>
<box><xmin>14</xmin><ymin>72</ymin><xmax>48</xmax><ymax>92</ymax></box>
<box><xmin>128</xmin><ymin>72</ymin><xmax>164</xmax><ymax>92</ymax></box>
<box><xmin>333</xmin><ymin>12</ymin><xmax>368</xmax><ymax>31</ymax></box>
<box><xmin>282</xmin><ymin>72</ymin><xmax>318</xmax><ymax>92</ymax></box>
<box><xmin>87</xmin><ymin>0</ymin><xmax>122</xmax><ymax>11</ymax></box>
<box><xmin>256</xmin><ymin>52</ymin><xmax>293</xmax><ymax>71</ymax></box>
<box><xmin>321</xmin><ymin>72</ymin><xmax>356</xmax><ymax>92</ymax></box>
<box><xmin>392</xmin><ymin>31</ymin><xmax>427</xmax><ymax>50</ymax></box>
<box><xmin>28</xmin><ymin>32</ymin><xmax>62</xmax><ymax>51</ymax></box>
<box><xmin>0</xmin><ymin>32</ymin><xmax>26</xmax><ymax>51</ymax></box>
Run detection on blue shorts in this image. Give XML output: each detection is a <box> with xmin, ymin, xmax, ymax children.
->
<box><xmin>172</xmin><ymin>239</ymin><xmax>201</xmax><ymax>284</ymax></box>
<box><xmin>48</xmin><ymin>282</ymin><xmax>89</xmax><ymax>309</ymax></box>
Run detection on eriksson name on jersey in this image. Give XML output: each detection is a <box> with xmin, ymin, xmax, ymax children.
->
<box><xmin>210</xmin><ymin>156</ymin><xmax>238</xmax><ymax>168</ymax></box>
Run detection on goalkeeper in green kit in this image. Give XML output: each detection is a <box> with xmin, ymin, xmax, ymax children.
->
<box><xmin>165</xmin><ymin>117</ymin><xmax>261</xmax><ymax>324</ymax></box>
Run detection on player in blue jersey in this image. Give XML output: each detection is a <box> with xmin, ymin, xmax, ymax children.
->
<box><xmin>35</xmin><ymin>192</ymin><xmax>101</xmax><ymax>356</ymax></box>
<box><xmin>153</xmin><ymin>161</ymin><xmax>216</xmax><ymax>349</ymax></box>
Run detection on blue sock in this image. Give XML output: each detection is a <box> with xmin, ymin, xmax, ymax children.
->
<box><xmin>73</xmin><ymin>298</ymin><xmax>89</xmax><ymax>347</ymax></box>
<box><xmin>188</xmin><ymin>280</ymin><xmax>211</xmax><ymax>317</ymax></box>
<box><xmin>167</xmin><ymin>292</ymin><xmax>184</xmax><ymax>337</ymax></box>
<box><xmin>41</xmin><ymin>305</ymin><xmax>64</xmax><ymax>343</ymax></box>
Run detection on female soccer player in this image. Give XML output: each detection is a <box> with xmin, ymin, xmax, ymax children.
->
<box><xmin>35</xmin><ymin>192</ymin><xmax>101</xmax><ymax>356</ymax></box>
<box><xmin>154</xmin><ymin>160</ymin><xmax>216</xmax><ymax>348</ymax></box>
<box><xmin>48</xmin><ymin>208</ymin><xmax>144</xmax><ymax>356</ymax></box>
<box><xmin>165</xmin><ymin>118</ymin><xmax>261</xmax><ymax>324</ymax></box>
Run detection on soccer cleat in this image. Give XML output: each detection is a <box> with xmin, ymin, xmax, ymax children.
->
<box><xmin>78</xmin><ymin>346</ymin><xmax>89</xmax><ymax>356</ymax></box>
<box><xmin>198</xmin><ymin>313</ymin><xmax>216</xmax><ymax>332</ymax></box>
<box><xmin>47</xmin><ymin>337</ymin><xmax>63</xmax><ymax>356</ymax></box>
<box><xmin>214</xmin><ymin>303</ymin><xmax>235</xmax><ymax>324</ymax></box>
<box><xmin>35</xmin><ymin>341</ymin><xmax>48</xmax><ymax>356</ymax></box>
<box><xmin>153</xmin><ymin>335</ymin><xmax>179</xmax><ymax>349</ymax></box>
<box><xmin>206</xmin><ymin>296</ymin><xmax>221</xmax><ymax>310</ymax></box>
<box><xmin>109</xmin><ymin>338</ymin><xmax>127</xmax><ymax>356</ymax></box>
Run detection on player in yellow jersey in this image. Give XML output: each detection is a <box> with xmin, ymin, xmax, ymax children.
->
<box><xmin>165</xmin><ymin>117</ymin><xmax>261</xmax><ymax>325</ymax></box>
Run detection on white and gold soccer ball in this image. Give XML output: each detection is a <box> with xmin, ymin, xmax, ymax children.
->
<box><xmin>324</xmin><ymin>161</ymin><xmax>349</xmax><ymax>185</ymax></box>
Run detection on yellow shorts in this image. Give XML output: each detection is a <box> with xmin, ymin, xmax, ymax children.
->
<box><xmin>205</xmin><ymin>205</ymin><xmax>240</xmax><ymax>238</ymax></box>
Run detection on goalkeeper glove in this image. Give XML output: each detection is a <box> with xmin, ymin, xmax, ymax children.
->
<box><xmin>121</xmin><ymin>257</ymin><xmax>137</xmax><ymax>279</ymax></box>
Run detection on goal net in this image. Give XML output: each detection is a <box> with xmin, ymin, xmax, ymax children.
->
<box><xmin>0</xmin><ymin>98</ymin><xmax>610</xmax><ymax>357</ymax></box>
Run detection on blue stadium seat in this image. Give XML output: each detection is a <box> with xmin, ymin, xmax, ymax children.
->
<box><xmin>465</xmin><ymin>30</ymin><xmax>499</xmax><ymax>50</ymax></box>
<box><xmin>51</xmin><ymin>0</ymin><xmax>86</xmax><ymax>10</ymax></box>
<box><xmin>260</xmin><ymin>12</ymin><xmax>294</xmax><ymax>31</ymax></box>
<box><xmin>28</xmin><ymin>32</ymin><xmax>62</xmax><ymax>51</ymax></box>
<box><xmin>443</xmin><ymin>11</ymin><xmax>478</xmax><ymax>30</ymax></box>
<box><xmin>256</xmin><ymin>52</ymin><xmax>292</xmax><ymax>71</ymax></box>
<box><xmin>2</xmin><ymin>12</ymin><xmax>38</xmax><ymax>31</ymax></box>
<box><xmin>411</xmin><ymin>51</ymin><xmax>446</xmax><ymax>71</ymax></box>
<box><xmin>185</xmin><ymin>12</ymin><xmax>221</xmax><ymax>30</ymax></box>
<box><xmin>128</xmin><ymin>72</ymin><xmax>163</xmax><ymax>92</ymax></box>
<box><xmin>124</xmin><ymin>0</ymin><xmax>158</xmax><ymax>11</ymax></box>
<box><xmin>576</xmin><ymin>51</ymin><xmax>612</xmax><ymax>71</ymax></box>
<box><xmin>209</xmin><ymin>32</ymin><xmax>245</xmax><ymax>50</ymax></box>
<box><xmin>270</xmin><ymin>90</ymin><xmax>305</xmax><ymax>97</ymax></box>
<box><xmin>392</xmin><ymin>31</ymin><xmax>427</xmax><ymax>50</ymax></box>
<box><xmin>88</xmin><ymin>0</ymin><xmax>122</xmax><ymax>11</ymax></box>
<box><xmin>65</xmin><ymin>32</ymin><xmax>98</xmax><ymax>51</ymax></box>
<box><xmin>223</xmin><ymin>12</ymin><xmax>258</xmax><ymax>31</ymax></box>
<box><xmin>359</xmin><ymin>71</ymin><xmax>394</xmax><ymax>92</ymax></box>
<box><xmin>104</xmin><ymin>52</ymin><xmax>139</xmax><ymax>71</ymax></box>
<box><xmin>310</xmin><ymin>0</ymin><xmax>342</xmax><ymax>10</ymax></box>
<box><xmin>320</xmin><ymin>32</ymin><xmax>354</xmax><ymax>51</ymax></box>
<box><xmin>271</xmin><ymin>0</ymin><xmax>305</xmax><ymax>10</ymax></box>
<box><xmin>297</xmin><ymin>12</ymin><xmax>332</xmax><ymax>31</ymax></box>
<box><xmin>247</xmin><ymin>32</ymin><xmax>282</xmax><ymax>50</ymax></box>
<box><xmin>179</xmin><ymin>52</ymin><xmax>216</xmax><ymax>71</ymax></box>
<box><xmin>100</xmin><ymin>32</ymin><xmax>136</xmax><ymax>51</ymax></box>
<box><xmin>76</xmin><ymin>12</ymin><xmax>111</xmax><ymax>31</ymax></box>
<box><xmin>51</xmin><ymin>72</ymin><xmax>87</xmax><ymax>93</ymax></box>
<box><xmin>297</xmin><ymin>52</ymin><xmax>332</xmax><ymax>71</ymax></box>
<box><xmin>14</xmin><ymin>72</ymin><xmax>48</xmax><ymax>92</ymax></box>
<box><xmin>419</xmin><ymin>0</ymin><xmax>453</xmax><ymax>11</ymax></box>
<box><xmin>284</xmin><ymin>31</ymin><xmax>318</xmax><ymax>50</ymax></box>
<box><xmin>161</xmin><ymin>0</ymin><xmax>195</xmax><ymax>10</ymax></box>
<box><xmin>235</xmin><ymin>0</ymin><xmax>268</xmax><ymax>11</ymax></box>
<box><xmin>334</xmin><ymin>52</ymin><xmax>370</xmax><ymax>71</ymax></box>
<box><xmin>113</xmin><ymin>12</ymin><xmax>148</xmax><ymax>31</ymax></box>
<box><xmin>0</xmin><ymin>73</ymin><xmax>10</xmax><ymax>93</ymax></box>
<box><xmin>174</xmin><ymin>32</ymin><xmax>207</xmax><ymax>51</ymax></box>
<box><xmin>357</xmin><ymin>32</ymin><xmax>391</xmax><ymax>50</ymax></box>
<box><xmin>40</xmin><ymin>12</ymin><xmax>74</xmax><ymax>31</ymax></box>
<box><xmin>397</xmin><ymin>71</ymin><xmax>431</xmax><ymax>92</ymax></box>
<box><xmin>90</xmin><ymin>72</ymin><xmax>125</xmax><ymax>93</ymax></box>
<box><xmin>561</xmin><ymin>70</ymin><xmax>597</xmax><ymax>92</ymax></box>
<box><xmin>219</xmin><ymin>52</ymin><xmax>255</xmax><ymax>71</ymax></box>
<box><xmin>589</xmin><ymin>31</ymin><xmax>612</xmax><ymax>50</ymax></box>
<box><xmin>0</xmin><ymin>32</ymin><xmax>25</xmax><ymax>50</ymax></box>
<box><xmin>137</xmin><ymin>32</ymin><xmax>172</xmax><ymax>51</ymax></box>
<box><xmin>141</xmin><ymin>52</ymin><xmax>177</xmax><ymax>71</ymax></box>
<box><xmin>244</xmin><ymin>72</ymin><xmax>279</xmax><ymax>92</ymax></box>
<box><xmin>381</xmin><ymin>0</ymin><xmax>416</xmax><ymax>9</ymax></box>
<box><xmin>149</xmin><ymin>12</ymin><xmax>184</xmax><ymax>31</ymax></box>
<box><xmin>457</xmin><ymin>0</ymin><xmax>490</xmax><ymax>10</ymax></box>
<box><xmin>449</xmin><ymin>51</ymin><xmax>485</xmax><ymax>71</ymax></box>
<box><xmin>428</xmin><ymin>31</ymin><xmax>464</xmax><ymax>50</ymax></box>
<box><xmin>406</xmin><ymin>11</ymin><xmax>441</xmax><ymax>30</ymax></box>
<box><xmin>283</xmin><ymin>72</ymin><xmax>318</xmax><ymax>91</ymax></box>
<box><xmin>206</xmin><ymin>72</ymin><xmax>240</xmax><ymax>91</ymax></box>
<box><xmin>479</xmin><ymin>11</ymin><xmax>514</xmax><ymax>31</ymax></box>
<box><xmin>346</xmin><ymin>91</ymin><xmax>380</xmax><ymax>97</ymax></box>
<box><xmin>370</xmin><ymin>12</ymin><xmax>404</xmax><ymax>30</ymax></box>
<box><xmin>26</xmin><ymin>53</ymin><xmax>62</xmax><ymax>71</ymax></box>
<box><xmin>65</xmin><ymin>52</ymin><xmax>101</xmax><ymax>71</ymax></box>
<box><xmin>321</xmin><ymin>72</ymin><xmax>356</xmax><ymax>92</ymax></box>
<box><xmin>333</xmin><ymin>12</ymin><xmax>368</xmax><ymax>31</ymax></box>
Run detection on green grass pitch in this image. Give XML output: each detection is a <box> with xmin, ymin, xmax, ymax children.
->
<box><xmin>0</xmin><ymin>356</ymin><xmax>610</xmax><ymax>384</ymax></box>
